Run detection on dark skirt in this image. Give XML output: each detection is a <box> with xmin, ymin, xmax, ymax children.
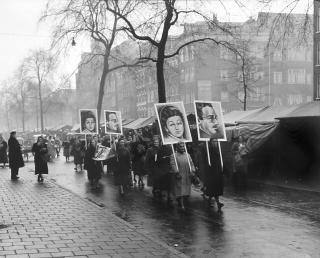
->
<box><xmin>34</xmin><ymin>157</ymin><xmax>48</xmax><ymax>175</ymax></box>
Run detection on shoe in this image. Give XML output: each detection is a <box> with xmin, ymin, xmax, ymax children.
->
<box><xmin>11</xmin><ymin>176</ymin><xmax>19</xmax><ymax>180</ymax></box>
<box><xmin>217</xmin><ymin>202</ymin><xmax>224</xmax><ymax>210</ymax></box>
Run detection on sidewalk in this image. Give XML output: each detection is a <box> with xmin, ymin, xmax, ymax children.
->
<box><xmin>0</xmin><ymin>168</ymin><xmax>187</xmax><ymax>258</ymax></box>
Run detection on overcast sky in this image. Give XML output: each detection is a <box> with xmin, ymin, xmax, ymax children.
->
<box><xmin>0</xmin><ymin>0</ymin><xmax>312</xmax><ymax>89</ymax></box>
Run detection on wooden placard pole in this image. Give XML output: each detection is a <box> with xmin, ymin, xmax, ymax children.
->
<box><xmin>184</xmin><ymin>142</ymin><xmax>192</xmax><ymax>172</ymax></box>
<box><xmin>171</xmin><ymin>144</ymin><xmax>178</xmax><ymax>171</ymax></box>
<box><xmin>218</xmin><ymin>141</ymin><xmax>223</xmax><ymax>170</ymax></box>
<box><xmin>206</xmin><ymin>140</ymin><xmax>211</xmax><ymax>166</ymax></box>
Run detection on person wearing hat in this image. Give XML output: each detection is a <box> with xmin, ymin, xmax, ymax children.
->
<box><xmin>8</xmin><ymin>131</ymin><xmax>24</xmax><ymax>180</ymax></box>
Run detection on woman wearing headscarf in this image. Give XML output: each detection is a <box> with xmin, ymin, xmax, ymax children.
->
<box><xmin>170</xmin><ymin>142</ymin><xmax>195</xmax><ymax>210</ymax></box>
<box><xmin>32</xmin><ymin>136</ymin><xmax>48</xmax><ymax>182</ymax></box>
<box><xmin>115</xmin><ymin>138</ymin><xmax>131</xmax><ymax>196</ymax></box>
<box><xmin>84</xmin><ymin>136</ymin><xmax>101</xmax><ymax>189</ymax></box>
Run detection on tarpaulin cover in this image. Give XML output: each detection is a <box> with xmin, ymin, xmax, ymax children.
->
<box><xmin>277</xmin><ymin>101</ymin><xmax>320</xmax><ymax>119</ymax></box>
<box><xmin>236</xmin><ymin>105</ymin><xmax>298</xmax><ymax>124</ymax></box>
<box><xmin>233</xmin><ymin>123</ymin><xmax>278</xmax><ymax>155</ymax></box>
<box><xmin>223</xmin><ymin>108</ymin><xmax>265</xmax><ymax>126</ymax></box>
<box><xmin>123</xmin><ymin>116</ymin><xmax>155</xmax><ymax>130</ymax></box>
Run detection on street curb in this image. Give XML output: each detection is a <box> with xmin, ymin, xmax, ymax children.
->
<box><xmin>48</xmin><ymin>178</ymin><xmax>188</xmax><ymax>258</ymax></box>
<box><xmin>249</xmin><ymin>179</ymin><xmax>320</xmax><ymax>194</ymax></box>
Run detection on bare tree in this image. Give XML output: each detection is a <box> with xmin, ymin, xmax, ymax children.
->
<box><xmin>23</xmin><ymin>50</ymin><xmax>56</xmax><ymax>133</ymax></box>
<box><xmin>104</xmin><ymin>0</ymin><xmax>242</xmax><ymax>103</ymax></box>
<box><xmin>42</xmin><ymin>0</ymin><xmax>147</xmax><ymax>125</ymax></box>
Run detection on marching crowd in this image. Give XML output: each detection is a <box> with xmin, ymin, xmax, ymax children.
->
<box><xmin>0</xmin><ymin>129</ymin><xmax>249</xmax><ymax>212</ymax></box>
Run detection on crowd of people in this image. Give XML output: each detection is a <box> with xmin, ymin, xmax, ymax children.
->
<box><xmin>0</xmin><ymin>127</ymin><xmax>249</xmax><ymax>212</ymax></box>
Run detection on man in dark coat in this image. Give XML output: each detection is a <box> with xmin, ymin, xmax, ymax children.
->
<box><xmin>8</xmin><ymin>131</ymin><xmax>24</xmax><ymax>180</ymax></box>
<box><xmin>197</xmin><ymin>139</ymin><xmax>224</xmax><ymax>210</ymax></box>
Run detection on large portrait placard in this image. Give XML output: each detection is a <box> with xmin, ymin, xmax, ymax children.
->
<box><xmin>154</xmin><ymin>102</ymin><xmax>192</xmax><ymax>145</ymax></box>
<box><xmin>194</xmin><ymin>101</ymin><xmax>226</xmax><ymax>141</ymax></box>
<box><xmin>104</xmin><ymin>110</ymin><xmax>122</xmax><ymax>135</ymax></box>
<box><xmin>79</xmin><ymin>109</ymin><xmax>98</xmax><ymax>134</ymax></box>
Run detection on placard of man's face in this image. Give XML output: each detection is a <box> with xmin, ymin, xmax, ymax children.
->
<box><xmin>104</xmin><ymin>110</ymin><xmax>122</xmax><ymax>134</ymax></box>
<box><xmin>194</xmin><ymin>101</ymin><xmax>226</xmax><ymax>141</ymax></box>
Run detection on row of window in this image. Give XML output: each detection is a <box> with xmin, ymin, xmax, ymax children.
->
<box><xmin>274</xmin><ymin>70</ymin><xmax>312</xmax><ymax>84</ymax></box>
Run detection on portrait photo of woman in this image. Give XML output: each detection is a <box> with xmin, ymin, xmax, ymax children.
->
<box><xmin>155</xmin><ymin>102</ymin><xmax>192</xmax><ymax>145</ymax></box>
<box><xmin>79</xmin><ymin>109</ymin><xmax>98</xmax><ymax>134</ymax></box>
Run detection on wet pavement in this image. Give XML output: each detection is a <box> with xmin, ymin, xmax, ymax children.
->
<box><xmin>20</xmin><ymin>155</ymin><xmax>320</xmax><ymax>258</ymax></box>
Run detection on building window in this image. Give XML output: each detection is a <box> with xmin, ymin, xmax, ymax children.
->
<box><xmin>221</xmin><ymin>91</ymin><xmax>229</xmax><ymax>102</ymax></box>
<box><xmin>274</xmin><ymin>72</ymin><xmax>282</xmax><ymax>84</ymax></box>
<box><xmin>287</xmin><ymin>94</ymin><xmax>303</xmax><ymax>105</ymax></box>
<box><xmin>220</xmin><ymin>46</ymin><xmax>232</xmax><ymax>60</ymax></box>
<box><xmin>220</xmin><ymin>70</ymin><xmax>228</xmax><ymax>81</ymax></box>
<box><xmin>273</xmin><ymin>50</ymin><xmax>282</xmax><ymax>61</ymax></box>
<box><xmin>306</xmin><ymin>73</ymin><xmax>312</xmax><ymax>85</ymax></box>
<box><xmin>317</xmin><ymin>42</ymin><xmax>320</xmax><ymax>65</ymax></box>
<box><xmin>317</xmin><ymin>7</ymin><xmax>320</xmax><ymax>32</ymax></box>
<box><xmin>180</xmin><ymin>68</ymin><xmax>185</xmax><ymax>83</ymax></box>
<box><xmin>288</xmin><ymin>69</ymin><xmax>305</xmax><ymax>84</ymax></box>
<box><xmin>316</xmin><ymin>73</ymin><xmax>320</xmax><ymax>99</ymax></box>
<box><xmin>190</xmin><ymin>45</ymin><xmax>195</xmax><ymax>60</ymax></box>
<box><xmin>254</xmin><ymin>71</ymin><xmax>264</xmax><ymax>80</ymax></box>
<box><xmin>189</xmin><ymin>66</ymin><xmax>195</xmax><ymax>82</ymax></box>
<box><xmin>287</xmin><ymin>48</ymin><xmax>305</xmax><ymax>61</ymax></box>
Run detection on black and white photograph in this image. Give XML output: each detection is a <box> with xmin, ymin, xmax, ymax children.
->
<box><xmin>194</xmin><ymin>100</ymin><xmax>227</xmax><ymax>141</ymax></box>
<box><xmin>79</xmin><ymin>109</ymin><xmax>98</xmax><ymax>134</ymax></box>
<box><xmin>154</xmin><ymin>102</ymin><xmax>192</xmax><ymax>145</ymax></box>
<box><xmin>1</xmin><ymin>1</ymin><xmax>320</xmax><ymax>257</ymax></box>
<box><xmin>104</xmin><ymin>110</ymin><xmax>122</xmax><ymax>135</ymax></box>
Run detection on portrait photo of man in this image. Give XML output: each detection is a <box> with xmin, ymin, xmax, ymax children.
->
<box><xmin>104</xmin><ymin>110</ymin><xmax>122</xmax><ymax>135</ymax></box>
<box><xmin>194</xmin><ymin>101</ymin><xmax>226</xmax><ymax>141</ymax></box>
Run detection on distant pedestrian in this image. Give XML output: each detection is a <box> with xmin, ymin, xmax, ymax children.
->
<box><xmin>32</xmin><ymin>136</ymin><xmax>49</xmax><ymax>182</ymax></box>
<box><xmin>72</xmin><ymin>137</ymin><xmax>85</xmax><ymax>172</ymax></box>
<box><xmin>115</xmin><ymin>139</ymin><xmax>131</xmax><ymax>196</ymax></box>
<box><xmin>197</xmin><ymin>139</ymin><xmax>224</xmax><ymax>210</ymax></box>
<box><xmin>231</xmin><ymin>136</ymin><xmax>247</xmax><ymax>188</ymax></box>
<box><xmin>8</xmin><ymin>131</ymin><xmax>24</xmax><ymax>180</ymax></box>
<box><xmin>62</xmin><ymin>137</ymin><xmax>71</xmax><ymax>162</ymax></box>
<box><xmin>0</xmin><ymin>134</ymin><xmax>8</xmax><ymax>168</ymax></box>
<box><xmin>170</xmin><ymin>142</ymin><xmax>195</xmax><ymax>211</ymax></box>
<box><xmin>84</xmin><ymin>136</ymin><xmax>101</xmax><ymax>189</ymax></box>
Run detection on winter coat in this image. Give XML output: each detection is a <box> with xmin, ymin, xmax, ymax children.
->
<box><xmin>197</xmin><ymin>142</ymin><xmax>224</xmax><ymax>198</ymax></box>
<box><xmin>84</xmin><ymin>143</ymin><xmax>101</xmax><ymax>181</ymax></box>
<box><xmin>170</xmin><ymin>151</ymin><xmax>195</xmax><ymax>198</ymax></box>
<box><xmin>32</xmin><ymin>143</ymin><xmax>48</xmax><ymax>175</ymax></box>
<box><xmin>8</xmin><ymin>136</ymin><xmax>24</xmax><ymax>169</ymax></box>
<box><xmin>0</xmin><ymin>140</ymin><xmax>8</xmax><ymax>163</ymax></box>
<box><xmin>115</xmin><ymin>146</ymin><xmax>131</xmax><ymax>185</ymax></box>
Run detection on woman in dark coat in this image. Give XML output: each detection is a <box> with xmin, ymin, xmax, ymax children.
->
<box><xmin>62</xmin><ymin>137</ymin><xmax>71</xmax><ymax>162</ymax></box>
<box><xmin>0</xmin><ymin>135</ymin><xmax>8</xmax><ymax>168</ymax></box>
<box><xmin>197</xmin><ymin>139</ymin><xmax>224</xmax><ymax>210</ymax></box>
<box><xmin>115</xmin><ymin>139</ymin><xmax>131</xmax><ymax>196</ymax></box>
<box><xmin>8</xmin><ymin>131</ymin><xmax>24</xmax><ymax>180</ymax></box>
<box><xmin>84</xmin><ymin>137</ymin><xmax>101</xmax><ymax>189</ymax></box>
<box><xmin>72</xmin><ymin>137</ymin><xmax>84</xmax><ymax>172</ymax></box>
<box><xmin>32</xmin><ymin>136</ymin><xmax>49</xmax><ymax>182</ymax></box>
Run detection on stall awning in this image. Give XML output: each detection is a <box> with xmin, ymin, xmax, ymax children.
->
<box><xmin>236</xmin><ymin>105</ymin><xmax>298</xmax><ymax>124</ymax></box>
<box><xmin>71</xmin><ymin>123</ymin><xmax>80</xmax><ymax>131</ymax></box>
<box><xmin>123</xmin><ymin>116</ymin><xmax>155</xmax><ymax>130</ymax></box>
<box><xmin>223</xmin><ymin>108</ymin><xmax>265</xmax><ymax>126</ymax></box>
<box><xmin>276</xmin><ymin>101</ymin><xmax>320</xmax><ymax>119</ymax></box>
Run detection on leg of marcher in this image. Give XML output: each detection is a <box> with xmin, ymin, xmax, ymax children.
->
<box><xmin>214</xmin><ymin>196</ymin><xmax>224</xmax><ymax>210</ymax></box>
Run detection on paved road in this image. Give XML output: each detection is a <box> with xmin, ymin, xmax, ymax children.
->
<box><xmin>21</xmin><ymin>156</ymin><xmax>320</xmax><ymax>258</ymax></box>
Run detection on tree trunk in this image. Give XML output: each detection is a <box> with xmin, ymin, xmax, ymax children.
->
<box><xmin>157</xmin><ymin>57</ymin><xmax>166</xmax><ymax>103</ymax></box>
<box><xmin>22</xmin><ymin>98</ymin><xmax>25</xmax><ymax>132</ymax></box>
<box><xmin>96</xmin><ymin>56</ymin><xmax>109</xmax><ymax>130</ymax></box>
<box><xmin>38</xmin><ymin>83</ymin><xmax>44</xmax><ymax>133</ymax></box>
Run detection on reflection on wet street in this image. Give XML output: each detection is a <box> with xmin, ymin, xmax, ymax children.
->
<box><xmin>25</xmin><ymin>156</ymin><xmax>320</xmax><ymax>258</ymax></box>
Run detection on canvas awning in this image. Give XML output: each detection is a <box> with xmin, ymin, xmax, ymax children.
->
<box><xmin>276</xmin><ymin>101</ymin><xmax>320</xmax><ymax>119</ymax></box>
<box><xmin>236</xmin><ymin>105</ymin><xmax>298</xmax><ymax>124</ymax></box>
<box><xmin>123</xmin><ymin>116</ymin><xmax>155</xmax><ymax>130</ymax></box>
<box><xmin>223</xmin><ymin>108</ymin><xmax>265</xmax><ymax>126</ymax></box>
<box><xmin>71</xmin><ymin>123</ymin><xmax>80</xmax><ymax>131</ymax></box>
